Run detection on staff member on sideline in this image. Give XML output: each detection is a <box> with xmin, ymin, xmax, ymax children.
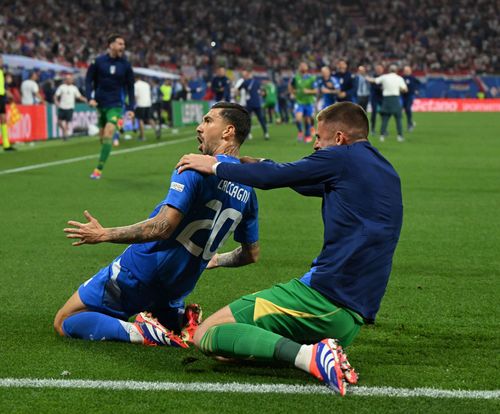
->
<box><xmin>134</xmin><ymin>76</ymin><xmax>157</xmax><ymax>141</ymax></box>
<box><xmin>21</xmin><ymin>71</ymin><xmax>44</xmax><ymax>105</ymax></box>
<box><xmin>368</xmin><ymin>65</ymin><xmax>407</xmax><ymax>142</ymax></box>
<box><xmin>54</xmin><ymin>73</ymin><xmax>87</xmax><ymax>140</ymax></box>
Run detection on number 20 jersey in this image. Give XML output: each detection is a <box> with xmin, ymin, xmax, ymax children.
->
<box><xmin>116</xmin><ymin>154</ymin><xmax>259</xmax><ymax>300</ymax></box>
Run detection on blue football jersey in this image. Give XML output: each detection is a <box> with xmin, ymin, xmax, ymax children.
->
<box><xmin>116</xmin><ymin>154</ymin><xmax>258</xmax><ymax>301</ymax></box>
<box><xmin>317</xmin><ymin>76</ymin><xmax>341</xmax><ymax>107</ymax></box>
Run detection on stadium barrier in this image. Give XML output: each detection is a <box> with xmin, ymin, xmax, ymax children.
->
<box><xmin>3</xmin><ymin>99</ymin><xmax>499</xmax><ymax>143</ymax></box>
<box><xmin>172</xmin><ymin>100</ymin><xmax>210</xmax><ymax>128</ymax></box>
<box><xmin>46</xmin><ymin>103</ymin><xmax>98</xmax><ymax>138</ymax></box>
<box><xmin>412</xmin><ymin>99</ymin><xmax>500</xmax><ymax>112</ymax></box>
<box><xmin>5</xmin><ymin>103</ymin><xmax>48</xmax><ymax>143</ymax></box>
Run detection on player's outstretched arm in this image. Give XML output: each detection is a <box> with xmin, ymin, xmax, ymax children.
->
<box><xmin>64</xmin><ymin>206</ymin><xmax>184</xmax><ymax>246</ymax></box>
<box><xmin>206</xmin><ymin>242</ymin><xmax>260</xmax><ymax>269</ymax></box>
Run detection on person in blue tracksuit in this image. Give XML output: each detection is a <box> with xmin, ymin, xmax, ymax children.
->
<box><xmin>401</xmin><ymin>66</ymin><xmax>421</xmax><ymax>131</ymax></box>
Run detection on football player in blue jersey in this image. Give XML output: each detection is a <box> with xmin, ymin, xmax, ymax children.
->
<box><xmin>54</xmin><ymin>102</ymin><xmax>260</xmax><ymax>348</ymax></box>
<box><xmin>316</xmin><ymin>66</ymin><xmax>341</xmax><ymax>110</ymax></box>
<box><xmin>401</xmin><ymin>66</ymin><xmax>421</xmax><ymax>132</ymax></box>
<box><xmin>238</xmin><ymin>70</ymin><xmax>269</xmax><ymax>140</ymax></box>
<box><xmin>177</xmin><ymin>102</ymin><xmax>403</xmax><ymax>395</ymax></box>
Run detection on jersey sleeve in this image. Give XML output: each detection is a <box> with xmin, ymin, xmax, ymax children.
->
<box><xmin>291</xmin><ymin>184</ymin><xmax>325</xmax><ymax>197</ymax></box>
<box><xmin>85</xmin><ymin>61</ymin><xmax>97</xmax><ymax>100</ymax></box>
<box><xmin>54</xmin><ymin>85</ymin><xmax>62</xmax><ymax>97</ymax></box>
<box><xmin>162</xmin><ymin>168</ymin><xmax>203</xmax><ymax>214</ymax></box>
<box><xmin>234</xmin><ymin>190</ymin><xmax>259</xmax><ymax>244</ymax></box>
<box><xmin>216</xmin><ymin>149</ymin><xmax>346</xmax><ymax>190</ymax></box>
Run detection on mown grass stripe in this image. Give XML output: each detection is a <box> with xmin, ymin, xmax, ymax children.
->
<box><xmin>0</xmin><ymin>136</ymin><xmax>193</xmax><ymax>176</ymax></box>
<box><xmin>0</xmin><ymin>378</ymin><xmax>498</xmax><ymax>399</ymax></box>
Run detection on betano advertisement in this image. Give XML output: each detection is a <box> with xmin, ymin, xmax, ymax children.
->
<box><xmin>413</xmin><ymin>98</ymin><xmax>500</xmax><ymax>112</ymax></box>
<box><xmin>2</xmin><ymin>99</ymin><xmax>499</xmax><ymax>143</ymax></box>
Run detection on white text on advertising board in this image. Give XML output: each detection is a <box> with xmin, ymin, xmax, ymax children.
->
<box><xmin>182</xmin><ymin>103</ymin><xmax>204</xmax><ymax>124</ymax></box>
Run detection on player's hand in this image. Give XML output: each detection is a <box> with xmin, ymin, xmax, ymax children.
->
<box><xmin>206</xmin><ymin>254</ymin><xmax>219</xmax><ymax>269</ymax></box>
<box><xmin>176</xmin><ymin>154</ymin><xmax>217</xmax><ymax>175</ymax></box>
<box><xmin>89</xmin><ymin>99</ymin><xmax>98</xmax><ymax>108</ymax></box>
<box><xmin>126</xmin><ymin>111</ymin><xmax>134</xmax><ymax>120</ymax></box>
<box><xmin>64</xmin><ymin>210</ymin><xmax>107</xmax><ymax>246</ymax></box>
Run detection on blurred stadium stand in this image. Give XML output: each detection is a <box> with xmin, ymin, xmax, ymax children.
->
<box><xmin>1</xmin><ymin>0</ymin><xmax>498</xmax><ymax>73</ymax></box>
<box><xmin>1</xmin><ymin>0</ymin><xmax>499</xmax><ymax>100</ymax></box>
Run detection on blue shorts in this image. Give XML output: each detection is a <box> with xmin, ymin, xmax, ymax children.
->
<box><xmin>293</xmin><ymin>103</ymin><xmax>314</xmax><ymax>117</ymax></box>
<box><xmin>78</xmin><ymin>260</ymin><xmax>184</xmax><ymax>326</ymax></box>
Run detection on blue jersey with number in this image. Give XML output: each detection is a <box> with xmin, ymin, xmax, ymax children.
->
<box><xmin>115</xmin><ymin>154</ymin><xmax>258</xmax><ymax>301</ymax></box>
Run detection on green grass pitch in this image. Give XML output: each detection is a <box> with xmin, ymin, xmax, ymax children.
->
<box><xmin>0</xmin><ymin>113</ymin><xmax>499</xmax><ymax>413</ymax></box>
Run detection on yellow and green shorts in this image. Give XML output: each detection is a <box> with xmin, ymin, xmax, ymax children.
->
<box><xmin>229</xmin><ymin>278</ymin><xmax>364</xmax><ymax>347</ymax></box>
<box><xmin>97</xmin><ymin>107</ymin><xmax>122</xmax><ymax>129</ymax></box>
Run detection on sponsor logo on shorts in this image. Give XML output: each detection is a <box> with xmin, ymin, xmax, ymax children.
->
<box><xmin>171</xmin><ymin>182</ymin><xmax>185</xmax><ymax>192</ymax></box>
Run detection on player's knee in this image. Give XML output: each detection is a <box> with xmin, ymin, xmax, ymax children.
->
<box><xmin>193</xmin><ymin>306</ymin><xmax>235</xmax><ymax>348</ymax></box>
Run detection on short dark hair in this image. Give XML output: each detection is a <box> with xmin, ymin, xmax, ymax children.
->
<box><xmin>317</xmin><ymin>102</ymin><xmax>369</xmax><ymax>140</ymax></box>
<box><xmin>211</xmin><ymin>102</ymin><xmax>251</xmax><ymax>144</ymax></box>
<box><xmin>107</xmin><ymin>34</ymin><xmax>124</xmax><ymax>46</ymax></box>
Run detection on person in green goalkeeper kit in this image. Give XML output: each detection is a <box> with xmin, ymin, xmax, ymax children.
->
<box><xmin>85</xmin><ymin>34</ymin><xmax>135</xmax><ymax>179</ymax></box>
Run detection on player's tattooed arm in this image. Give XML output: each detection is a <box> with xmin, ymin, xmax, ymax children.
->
<box><xmin>207</xmin><ymin>241</ymin><xmax>260</xmax><ymax>268</ymax></box>
<box><xmin>105</xmin><ymin>206</ymin><xmax>176</xmax><ymax>243</ymax></box>
<box><xmin>64</xmin><ymin>206</ymin><xmax>184</xmax><ymax>246</ymax></box>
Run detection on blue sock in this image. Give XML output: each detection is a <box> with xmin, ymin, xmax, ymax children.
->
<box><xmin>305</xmin><ymin>122</ymin><xmax>311</xmax><ymax>137</ymax></box>
<box><xmin>62</xmin><ymin>312</ymin><xmax>131</xmax><ymax>342</ymax></box>
<box><xmin>296</xmin><ymin>121</ymin><xmax>303</xmax><ymax>132</ymax></box>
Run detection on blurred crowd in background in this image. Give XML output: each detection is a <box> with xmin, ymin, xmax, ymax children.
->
<box><xmin>1</xmin><ymin>0</ymin><xmax>498</xmax><ymax>74</ymax></box>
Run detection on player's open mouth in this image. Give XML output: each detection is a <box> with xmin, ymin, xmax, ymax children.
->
<box><xmin>197</xmin><ymin>135</ymin><xmax>203</xmax><ymax>151</ymax></box>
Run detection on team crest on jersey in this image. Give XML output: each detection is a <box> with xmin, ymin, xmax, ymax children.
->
<box><xmin>110</xmin><ymin>65</ymin><xmax>116</xmax><ymax>74</ymax></box>
<box><xmin>171</xmin><ymin>182</ymin><xmax>185</xmax><ymax>192</ymax></box>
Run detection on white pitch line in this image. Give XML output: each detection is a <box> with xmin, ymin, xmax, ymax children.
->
<box><xmin>0</xmin><ymin>378</ymin><xmax>498</xmax><ymax>399</ymax></box>
<box><xmin>0</xmin><ymin>135</ymin><xmax>194</xmax><ymax>176</ymax></box>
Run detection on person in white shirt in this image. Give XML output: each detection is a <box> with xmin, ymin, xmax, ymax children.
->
<box><xmin>134</xmin><ymin>76</ymin><xmax>157</xmax><ymax>141</ymax></box>
<box><xmin>368</xmin><ymin>65</ymin><xmax>408</xmax><ymax>142</ymax></box>
<box><xmin>54</xmin><ymin>73</ymin><xmax>87</xmax><ymax>140</ymax></box>
<box><xmin>21</xmin><ymin>71</ymin><xmax>44</xmax><ymax>105</ymax></box>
